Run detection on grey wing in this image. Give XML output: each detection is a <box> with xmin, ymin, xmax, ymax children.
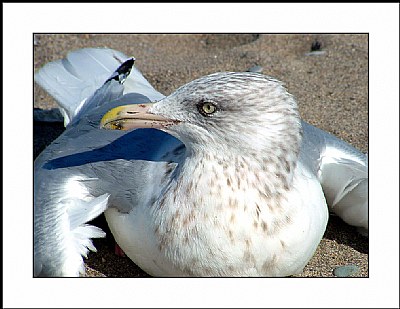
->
<box><xmin>34</xmin><ymin>92</ymin><xmax>185</xmax><ymax>277</ymax></box>
<box><xmin>34</xmin><ymin>48</ymin><xmax>182</xmax><ymax>277</ymax></box>
<box><xmin>299</xmin><ymin>121</ymin><xmax>368</xmax><ymax>234</ymax></box>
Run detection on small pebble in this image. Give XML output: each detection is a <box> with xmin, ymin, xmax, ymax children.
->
<box><xmin>247</xmin><ymin>65</ymin><xmax>263</xmax><ymax>73</ymax></box>
<box><xmin>311</xmin><ymin>40</ymin><xmax>322</xmax><ymax>51</ymax></box>
<box><xmin>333</xmin><ymin>265</ymin><xmax>359</xmax><ymax>277</ymax></box>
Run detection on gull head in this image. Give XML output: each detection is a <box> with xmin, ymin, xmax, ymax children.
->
<box><xmin>101</xmin><ymin>72</ymin><xmax>302</xmax><ymax>160</ymax></box>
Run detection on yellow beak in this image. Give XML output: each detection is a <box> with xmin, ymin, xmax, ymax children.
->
<box><xmin>100</xmin><ymin>103</ymin><xmax>179</xmax><ymax>130</ymax></box>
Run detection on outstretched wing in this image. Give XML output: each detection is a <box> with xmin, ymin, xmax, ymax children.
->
<box><xmin>35</xmin><ymin>48</ymin><xmax>164</xmax><ymax>126</ymax></box>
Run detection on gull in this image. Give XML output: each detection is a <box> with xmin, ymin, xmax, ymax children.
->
<box><xmin>34</xmin><ymin>48</ymin><xmax>368</xmax><ymax>277</ymax></box>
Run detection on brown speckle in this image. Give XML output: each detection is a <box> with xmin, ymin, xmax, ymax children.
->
<box><xmin>255</xmin><ymin>203</ymin><xmax>261</xmax><ymax>220</ymax></box>
<box><xmin>263</xmin><ymin>185</ymin><xmax>272</xmax><ymax>197</ymax></box>
<box><xmin>243</xmin><ymin>250</ymin><xmax>256</xmax><ymax>265</ymax></box>
<box><xmin>183</xmin><ymin>210</ymin><xmax>196</xmax><ymax>227</ymax></box>
<box><xmin>250</xmin><ymin>151</ymin><xmax>258</xmax><ymax>158</ymax></box>
<box><xmin>262</xmin><ymin>157</ymin><xmax>272</xmax><ymax>166</ymax></box>
<box><xmin>261</xmin><ymin>221</ymin><xmax>268</xmax><ymax>232</ymax></box>
<box><xmin>229</xmin><ymin>213</ymin><xmax>236</xmax><ymax>224</ymax></box>
<box><xmin>182</xmin><ymin>216</ymin><xmax>190</xmax><ymax>227</ymax></box>
<box><xmin>209</xmin><ymin>177</ymin><xmax>215</xmax><ymax>188</ymax></box>
<box><xmin>275</xmin><ymin>171</ymin><xmax>284</xmax><ymax>180</ymax></box>
<box><xmin>229</xmin><ymin>196</ymin><xmax>238</xmax><ymax>209</ymax></box>
<box><xmin>193</xmin><ymin>178</ymin><xmax>199</xmax><ymax>191</ymax></box>
<box><xmin>158</xmin><ymin>194</ymin><xmax>167</xmax><ymax>209</ymax></box>
<box><xmin>186</xmin><ymin>181</ymin><xmax>193</xmax><ymax>194</ymax></box>
<box><xmin>182</xmin><ymin>267</ymin><xmax>195</xmax><ymax>276</ymax></box>
<box><xmin>272</xmin><ymin>158</ymin><xmax>281</xmax><ymax>171</ymax></box>
<box><xmin>172</xmin><ymin>184</ymin><xmax>182</xmax><ymax>203</ymax></box>
<box><xmin>158</xmin><ymin>235</ymin><xmax>168</xmax><ymax>252</ymax></box>
<box><xmin>253</xmin><ymin>220</ymin><xmax>258</xmax><ymax>229</ymax></box>
<box><xmin>211</xmin><ymin>164</ymin><xmax>217</xmax><ymax>175</ymax></box>
<box><xmin>283</xmin><ymin>181</ymin><xmax>290</xmax><ymax>191</ymax></box>
<box><xmin>280</xmin><ymin>240</ymin><xmax>286</xmax><ymax>248</ymax></box>
<box><xmin>284</xmin><ymin>160</ymin><xmax>291</xmax><ymax>173</ymax></box>
<box><xmin>227</xmin><ymin>177</ymin><xmax>231</xmax><ymax>187</ymax></box>
<box><xmin>213</xmin><ymin>216</ymin><xmax>219</xmax><ymax>226</ymax></box>
<box><xmin>262</xmin><ymin>254</ymin><xmax>278</xmax><ymax>274</ymax></box>
<box><xmin>173</xmin><ymin>210</ymin><xmax>181</xmax><ymax>222</ymax></box>
<box><xmin>183</xmin><ymin>234</ymin><xmax>189</xmax><ymax>244</ymax></box>
<box><xmin>228</xmin><ymin>229</ymin><xmax>234</xmax><ymax>243</ymax></box>
<box><xmin>239</xmin><ymin>169</ymin><xmax>247</xmax><ymax>180</ymax></box>
<box><xmin>267</xmin><ymin>203</ymin><xmax>274</xmax><ymax>212</ymax></box>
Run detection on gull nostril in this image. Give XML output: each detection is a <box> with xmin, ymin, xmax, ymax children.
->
<box><xmin>126</xmin><ymin>111</ymin><xmax>139</xmax><ymax>114</ymax></box>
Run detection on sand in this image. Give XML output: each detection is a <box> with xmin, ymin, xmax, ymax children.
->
<box><xmin>33</xmin><ymin>33</ymin><xmax>368</xmax><ymax>277</ymax></box>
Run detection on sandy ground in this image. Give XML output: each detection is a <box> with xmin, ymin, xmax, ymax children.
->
<box><xmin>33</xmin><ymin>33</ymin><xmax>368</xmax><ymax>277</ymax></box>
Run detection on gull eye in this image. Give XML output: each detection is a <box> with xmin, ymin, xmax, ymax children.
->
<box><xmin>198</xmin><ymin>101</ymin><xmax>217</xmax><ymax>116</ymax></box>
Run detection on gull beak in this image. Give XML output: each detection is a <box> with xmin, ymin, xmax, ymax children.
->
<box><xmin>100</xmin><ymin>103</ymin><xmax>179</xmax><ymax>130</ymax></box>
